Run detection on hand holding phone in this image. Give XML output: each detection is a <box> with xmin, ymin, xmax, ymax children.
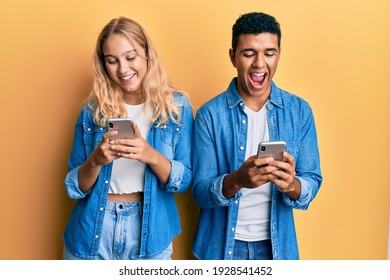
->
<box><xmin>106</xmin><ymin>118</ymin><xmax>135</xmax><ymax>140</ymax></box>
<box><xmin>257</xmin><ymin>141</ymin><xmax>286</xmax><ymax>161</ymax></box>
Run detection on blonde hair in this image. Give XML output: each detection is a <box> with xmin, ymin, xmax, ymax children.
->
<box><xmin>86</xmin><ymin>17</ymin><xmax>189</xmax><ymax>127</ymax></box>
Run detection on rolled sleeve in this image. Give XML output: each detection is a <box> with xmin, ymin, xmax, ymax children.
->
<box><xmin>64</xmin><ymin>166</ymin><xmax>88</xmax><ymax>199</ymax></box>
<box><xmin>211</xmin><ymin>175</ymin><xmax>242</xmax><ymax>207</ymax></box>
<box><xmin>159</xmin><ymin>160</ymin><xmax>184</xmax><ymax>192</ymax></box>
<box><xmin>282</xmin><ymin>176</ymin><xmax>310</xmax><ymax>209</ymax></box>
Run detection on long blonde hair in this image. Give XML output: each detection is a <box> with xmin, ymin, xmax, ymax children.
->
<box><xmin>86</xmin><ymin>17</ymin><xmax>189</xmax><ymax>127</ymax></box>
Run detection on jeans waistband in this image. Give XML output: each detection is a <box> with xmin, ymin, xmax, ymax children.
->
<box><xmin>105</xmin><ymin>200</ymin><xmax>143</xmax><ymax>213</ymax></box>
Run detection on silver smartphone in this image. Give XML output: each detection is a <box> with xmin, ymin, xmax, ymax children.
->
<box><xmin>257</xmin><ymin>141</ymin><xmax>286</xmax><ymax>161</ymax></box>
<box><xmin>106</xmin><ymin>118</ymin><xmax>135</xmax><ymax>140</ymax></box>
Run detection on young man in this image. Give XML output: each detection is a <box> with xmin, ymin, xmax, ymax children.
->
<box><xmin>192</xmin><ymin>12</ymin><xmax>322</xmax><ymax>260</ymax></box>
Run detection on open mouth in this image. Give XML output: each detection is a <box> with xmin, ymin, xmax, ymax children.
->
<box><xmin>119</xmin><ymin>73</ymin><xmax>136</xmax><ymax>82</ymax></box>
<box><xmin>250</xmin><ymin>72</ymin><xmax>266</xmax><ymax>88</ymax></box>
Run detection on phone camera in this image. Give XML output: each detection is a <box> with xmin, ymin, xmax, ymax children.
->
<box><xmin>261</xmin><ymin>146</ymin><xmax>266</xmax><ymax>151</ymax></box>
<box><xmin>109</xmin><ymin>122</ymin><xmax>113</xmax><ymax>128</ymax></box>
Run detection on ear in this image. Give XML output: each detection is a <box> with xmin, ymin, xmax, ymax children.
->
<box><xmin>229</xmin><ymin>48</ymin><xmax>237</xmax><ymax>68</ymax></box>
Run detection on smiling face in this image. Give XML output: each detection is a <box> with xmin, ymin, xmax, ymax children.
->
<box><xmin>229</xmin><ymin>32</ymin><xmax>280</xmax><ymax>111</ymax></box>
<box><xmin>103</xmin><ymin>34</ymin><xmax>148</xmax><ymax>103</ymax></box>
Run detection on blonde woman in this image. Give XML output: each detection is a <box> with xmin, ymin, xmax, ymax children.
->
<box><xmin>63</xmin><ymin>17</ymin><xmax>193</xmax><ymax>260</ymax></box>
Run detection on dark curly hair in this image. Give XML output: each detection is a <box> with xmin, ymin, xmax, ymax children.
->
<box><xmin>232</xmin><ymin>12</ymin><xmax>281</xmax><ymax>52</ymax></box>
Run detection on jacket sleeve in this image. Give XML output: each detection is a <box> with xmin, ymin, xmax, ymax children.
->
<box><xmin>191</xmin><ymin>109</ymin><xmax>241</xmax><ymax>209</ymax></box>
<box><xmin>159</xmin><ymin>96</ymin><xmax>194</xmax><ymax>193</ymax></box>
<box><xmin>64</xmin><ymin>109</ymin><xmax>90</xmax><ymax>199</ymax></box>
<box><xmin>282</xmin><ymin>104</ymin><xmax>323</xmax><ymax>209</ymax></box>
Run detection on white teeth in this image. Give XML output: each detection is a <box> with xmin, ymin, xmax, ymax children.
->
<box><xmin>252</xmin><ymin>73</ymin><xmax>265</xmax><ymax>76</ymax></box>
<box><xmin>120</xmin><ymin>74</ymin><xmax>135</xmax><ymax>80</ymax></box>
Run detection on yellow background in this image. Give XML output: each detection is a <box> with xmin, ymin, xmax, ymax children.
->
<box><xmin>1</xmin><ymin>0</ymin><xmax>389</xmax><ymax>260</ymax></box>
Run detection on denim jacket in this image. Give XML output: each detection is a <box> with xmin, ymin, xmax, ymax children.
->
<box><xmin>192</xmin><ymin>79</ymin><xmax>322</xmax><ymax>260</ymax></box>
<box><xmin>63</xmin><ymin>93</ymin><xmax>193</xmax><ymax>259</ymax></box>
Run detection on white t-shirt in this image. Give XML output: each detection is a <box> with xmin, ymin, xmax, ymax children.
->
<box><xmin>235</xmin><ymin>104</ymin><xmax>272</xmax><ymax>241</ymax></box>
<box><xmin>108</xmin><ymin>104</ymin><xmax>152</xmax><ymax>194</ymax></box>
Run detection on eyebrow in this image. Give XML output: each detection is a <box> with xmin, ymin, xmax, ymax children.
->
<box><xmin>240</xmin><ymin>48</ymin><xmax>254</xmax><ymax>53</ymax></box>
<box><xmin>265</xmin><ymin>48</ymin><xmax>279</xmax><ymax>52</ymax></box>
<box><xmin>104</xmin><ymin>49</ymin><xmax>136</xmax><ymax>58</ymax></box>
<box><xmin>240</xmin><ymin>47</ymin><xmax>279</xmax><ymax>53</ymax></box>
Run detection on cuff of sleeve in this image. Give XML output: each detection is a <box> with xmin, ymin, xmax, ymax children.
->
<box><xmin>65</xmin><ymin>166</ymin><xmax>87</xmax><ymax>199</ymax></box>
<box><xmin>159</xmin><ymin>160</ymin><xmax>183</xmax><ymax>192</ymax></box>
<box><xmin>282</xmin><ymin>176</ymin><xmax>310</xmax><ymax>209</ymax></box>
<box><xmin>210</xmin><ymin>174</ymin><xmax>242</xmax><ymax>206</ymax></box>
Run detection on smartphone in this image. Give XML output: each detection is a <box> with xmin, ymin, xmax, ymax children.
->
<box><xmin>257</xmin><ymin>141</ymin><xmax>286</xmax><ymax>161</ymax></box>
<box><xmin>106</xmin><ymin>118</ymin><xmax>135</xmax><ymax>140</ymax></box>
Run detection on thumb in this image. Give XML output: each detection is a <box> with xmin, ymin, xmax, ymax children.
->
<box><xmin>132</xmin><ymin>122</ymin><xmax>143</xmax><ymax>139</ymax></box>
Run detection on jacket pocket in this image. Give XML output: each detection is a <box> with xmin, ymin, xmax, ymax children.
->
<box><xmin>83</xmin><ymin>122</ymin><xmax>105</xmax><ymax>150</ymax></box>
<box><xmin>160</xmin><ymin>122</ymin><xmax>183</xmax><ymax>147</ymax></box>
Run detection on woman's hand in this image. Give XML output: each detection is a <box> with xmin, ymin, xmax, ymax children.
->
<box><xmin>109</xmin><ymin>122</ymin><xmax>171</xmax><ymax>184</ymax></box>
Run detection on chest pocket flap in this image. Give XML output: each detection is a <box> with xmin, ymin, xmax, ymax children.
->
<box><xmin>83</xmin><ymin>122</ymin><xmax>105</xmax><ymax>148</ymax></box>
<box><xmin>160</xmin><ymin>122</ymin><xmax>183</xmax><ymax>147</ymax></box>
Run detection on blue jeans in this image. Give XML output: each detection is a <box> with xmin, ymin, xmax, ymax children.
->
<box><xmin>63</xmin><ymin>200</ymin><xmax>172</xmax><ymax>260</ymax></box>
<box><xmin>233</xmin><ymin>240</ymin><xmax>273</xmax><ymax>260</ymax></box>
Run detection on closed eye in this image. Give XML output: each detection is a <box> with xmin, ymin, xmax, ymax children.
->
<box><xmin>265</xmin><ymin>48</ymin><xmax>278</xmax><ymax>57</ymax></box>
<box><xmin>106</xmin><ymin>59</ymin><xmax>117</xmax><ymax>64</ymax></box>
<box><xmin>242</xmin><ymin>51</ymin><xmax>255</xmax><ymax>58</ymax></box>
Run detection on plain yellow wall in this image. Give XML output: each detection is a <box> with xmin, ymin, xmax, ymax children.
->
<box><xmin>1</xmin><ymin>0</ymin><xmax>389</xmax><ymax>260</ymax></box>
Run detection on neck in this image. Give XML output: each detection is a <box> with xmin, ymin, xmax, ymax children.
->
<box><xmin>123</xmin><ymin>91</ymin><xmax>145</xmax><ymax>105</ymax></box>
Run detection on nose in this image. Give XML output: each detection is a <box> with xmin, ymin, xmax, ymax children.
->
<box><xmin>118</xmin><ymin>60</ymin><xmax>129</xmax><ymax>73</ymax></box>
<box><xmin>252</xmin><ymin>54</ymin><xmax>266</xmax><ymax>68</ymax></box>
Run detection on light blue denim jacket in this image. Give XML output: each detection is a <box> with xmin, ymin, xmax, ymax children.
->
<box><xmin>63</xmin><ymin>93</ymin><xmax>193</xmax><ymax>259</ymax></box>
<box><xmin>192</xmin><ymin>79</ymin><xmax>322</xmax><ymax>260</ymax></box>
